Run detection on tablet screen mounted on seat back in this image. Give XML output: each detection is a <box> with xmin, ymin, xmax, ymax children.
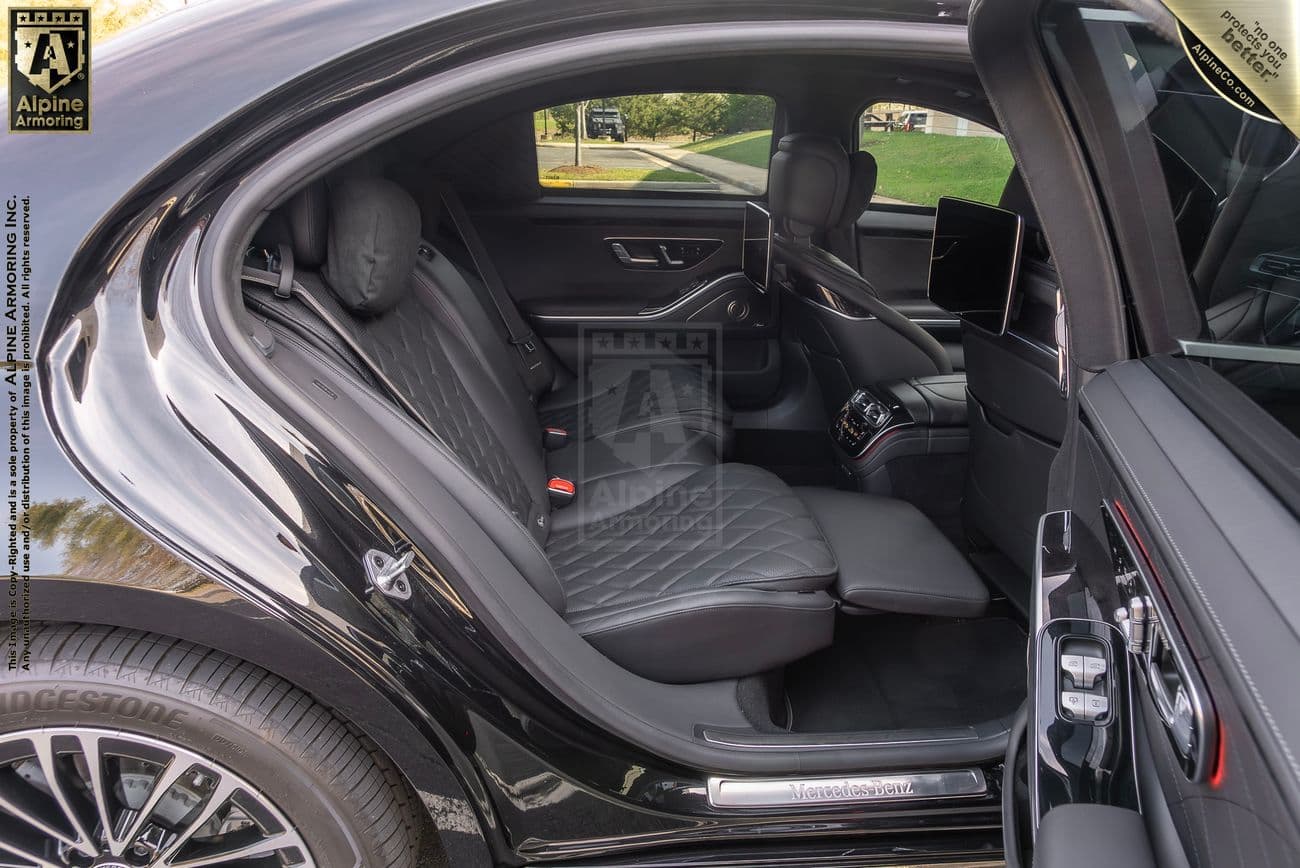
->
<box><xmin>928</xmin><ymin>196</ymin><xmax>1024</xmax><ymax>336</ymax></box>
<box><xmin>743</xmin><ymin>201</ymin><xmax>772</xmax><ymax>291</ymax></box>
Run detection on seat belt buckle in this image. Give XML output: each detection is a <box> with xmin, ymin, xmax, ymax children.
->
<box><xmin>547</xmin><ymin>477</ymin><xmax>576</xmax><ymax>506</ymax></box>
<box><xmin>543</xmin><ymin>427</ymin><xmax>568</xmax><ymax>450</ymax></box>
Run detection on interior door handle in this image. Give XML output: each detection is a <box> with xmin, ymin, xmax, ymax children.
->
<box><xmin>657</xmin><ymin>243</ymin><xmax>685</xmax><ymax>267</ymax></box>
<box><xmin>610</xmin><ymin>242</ymin><xmax>658</xmax><ymax>267</ymax></box>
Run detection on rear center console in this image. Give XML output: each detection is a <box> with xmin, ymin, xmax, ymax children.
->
<box><xmin>831</xmin><ymin>373</ymin><xmax>969</xmax><ymax>497</ymax></box>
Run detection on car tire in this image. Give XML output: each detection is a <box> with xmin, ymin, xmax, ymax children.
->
<box><xmin>0</xmin><ymin>622</ymin><xmax>425</xmax><ymax>868</ymax></box>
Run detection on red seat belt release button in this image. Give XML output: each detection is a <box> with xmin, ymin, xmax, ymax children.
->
<box><xmin>547</xmin><ymin>477</ymin><xmax>576</xmax><ymax>506</ymax></box>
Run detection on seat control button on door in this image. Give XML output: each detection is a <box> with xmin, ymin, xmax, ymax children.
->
<box><xmin>1060</xmin><ymin>691</ymin><xmax>1088</xmax><ymax>716</ymax></box>
<box><xmin>1082</xmin><ymin>656</ymin><xmax>1107</xmax><ymax>688</ymax></box>
<box><xmin>1061</xmin><ymin>654</ymin><xmax>1086</xmax><ymax>687</ymax></box>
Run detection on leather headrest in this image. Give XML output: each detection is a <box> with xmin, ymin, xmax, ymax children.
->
<box><xmin>841</xmin><ymin>150</ymin><xmax>878</xmax><ymax>227</ymax></box>
<box><xmin>252</xmin><ymin>182</ymin><xmax>328</xmax><ymax>268</ymax></box>
<box><xmin>768</xmin><ymin>134</ymin><xmax>850</xmax><ymax>237</ymax></box>
<box><xmin>321</xmin><ymin>177</ymin><xmax>421</xmax><ymax>316</ymax></box>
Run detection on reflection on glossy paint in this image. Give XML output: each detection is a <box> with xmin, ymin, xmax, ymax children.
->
<box><xmin>26</xmin><ymin>497</ymin><xmax>201</xmax><ymax>591</ymax></box>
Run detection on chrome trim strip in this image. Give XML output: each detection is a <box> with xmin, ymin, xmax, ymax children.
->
<box><xmin>699</xmin><ymin>728</ymin><xmax>979</xmax><ymax>750</ymax></box>
<box><xmin>529</xmin><ymin>272</ymin><xmax>743</xmax><ymax>322</ymax></box>
<box><xmin>707</xmin><ymin>769</ymin><xmax>986</xmax><ymax>808</ymax></box>
<box><xmin>1178</xmin><ymin>338</ymin><xmax>1300</xmax><ymax>366</ymax></box>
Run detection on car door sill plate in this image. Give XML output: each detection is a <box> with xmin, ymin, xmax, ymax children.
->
<box><xmin>707</xmin><ymin>769</ymin><xmax>986</xmax><ymax>808</ymax></box>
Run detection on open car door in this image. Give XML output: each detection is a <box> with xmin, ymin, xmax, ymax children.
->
<box><xmin>974</xmin><ymin>0</ymin><xmax>1300</xmax><ymax>865</ymax></box>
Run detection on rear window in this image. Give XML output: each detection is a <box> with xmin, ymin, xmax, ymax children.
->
<box><xmin>857</xmin><ymin>101</ymin><xmax>1013</xmax><ymax>207</ymax></box>
<box><xmin>535</xmin><ymin>93</ymin><xmax>775</xmax><ymax>194</ymax></box>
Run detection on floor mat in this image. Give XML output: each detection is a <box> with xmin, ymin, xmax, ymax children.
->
<box><xmin>783</xmin><ymin>614</ymin><xmax>1028</xmax><ymax>732</ymax></box>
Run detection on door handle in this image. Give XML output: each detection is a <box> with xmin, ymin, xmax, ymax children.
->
<box><xmin>610</xmin><ymin>242</ymin><xmax>659</xmax><ymax>267</ymax></box>
<box><xmin>657</xmin><ymin>243</ymin><xmax>685</xmax><ymax>267</ymax></box>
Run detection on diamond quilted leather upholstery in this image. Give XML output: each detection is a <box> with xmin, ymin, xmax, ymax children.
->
<box><xmin>255</xmin><ymin>177</ymin><xmax>840</xmax><ymax>682</ymax></box>
<box><xmin>549</xmin><ymin>464</ymin><xmax>836</xmax><ymax>613</ymax></box>
<box><xmin>298</xmin><ymin>272</ymin><xmax>541</xmax><ymax>530</ymax></box>
<box><xmin>538</xmin><ymin>365</ymin><xmax>724</xmax><ymax>442</ymax></box>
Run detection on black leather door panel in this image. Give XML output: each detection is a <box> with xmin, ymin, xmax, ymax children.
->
<box><xmin>855</xmin><ymin>208</ymin><xmax>936</xmax><ymax>302</ymax></box>
<box><xmin>470</xmin><ymin>196</ymin><xmax>746</xmax><ymax>310</ymax></box>
<box><xmin>1037</xmin><ymin>359</ymin><xmax>1300</xmax><ymax>867</ymax></box>
<box><xmin>469</xmin><ymin>195</ymin><xmax>781</xmax><ymax>406</ymax></box>
<box><xmin>854</xmin><ymin>207</ymin><xmax>961</xmax><ymax>363</ymax></box>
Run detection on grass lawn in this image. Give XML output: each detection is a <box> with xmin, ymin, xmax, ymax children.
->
<box><xmin>681</xmin><ymin>130</ymin><xmax>773</xmax><ymax>169</ymax></box>
<box><xmin>860</xmin><ymin>132</ymin><xmax>1014</xmax><ymax>206</ymax></box>
<box><xmin>680</xmin><ymin>128</ymin><xmax>1014</xmax><ymax>206</ymax></box>
<box><xmin>540</xmin><ymin>165</ymin><xmax>710</xmax><ymax>183</ymax></box>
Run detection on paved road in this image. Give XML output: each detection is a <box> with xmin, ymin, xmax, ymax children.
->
<box><xmin>537</xmin><ymin>140</ymin><xmax>915</xmax><ymax>204</ymax></box>
<box><xmin>537</xmin><ymin>141</ymin><xmax>675</xmax><ymax>173</ymax></box>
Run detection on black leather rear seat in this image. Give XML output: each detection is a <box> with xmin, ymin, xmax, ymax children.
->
<box><xmin>426</xmin><ymin>183</ymin><xmax>732</xmax><ymax>456</ymax></box>
<box><xmin>246</xmin><ymin>177</ymin><xmax>837</xmax><ymax>683</ymax></box>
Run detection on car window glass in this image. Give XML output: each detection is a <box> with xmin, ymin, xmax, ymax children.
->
<box><xmin>1043</xmin><ymin>4</ymin><xmax>1300</xmax><ymax>438</ymax></box>
<box><xmin>535</xmin><ymin>93</ymin><xmax>774</xmax><ymax>194</ymax></box>
<box><xmin>857</xmin><ymin>102</ymin><xmax>1013</xmax><ymax>207</ymax></box>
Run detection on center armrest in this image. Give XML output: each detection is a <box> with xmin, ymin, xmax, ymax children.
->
<box><xmin>877</xmin><ymin>373</ymin><xmax>968</xmax><ymax>428</ymax></box>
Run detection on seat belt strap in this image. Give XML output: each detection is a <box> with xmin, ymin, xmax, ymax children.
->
<box><xmin>436</xmin><ymin>187</ymin><xmax>554</xmax><ymax>394</ymax></box>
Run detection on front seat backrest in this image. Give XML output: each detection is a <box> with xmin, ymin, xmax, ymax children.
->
<box><xmin>768</xmin><ymin>134</ymin><xmax>950</xmax><ymax>413</ymax></box>
<box><xmin>961</xmin><ymin>169</ymin><xmax>1067</xmax><ymax>588</ymax></box>
<box><xmin>827</xmin><ymin>150</ymin><xmax>878</xmax><ymax>269</ymax></box>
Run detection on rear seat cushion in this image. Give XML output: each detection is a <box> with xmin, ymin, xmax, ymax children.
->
<box><xmin>551</xmin><ymin>464</ymin><xmax>838</xmax><ymax>682</ymax></box>
<box><xmin>795</xmin><ymin>487</ymin><xmax>988</xmax><ymax>618</ymax></box>
<box><xmin>546</xmin><ymin>434</ymin><xmax>716</xmax><ymax>532</ymax></box>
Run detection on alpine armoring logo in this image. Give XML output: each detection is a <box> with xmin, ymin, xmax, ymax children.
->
<box><xmin>8</xmin><ymin>7</ymin><xmax>91</xmax><ymax>133</ymax></box>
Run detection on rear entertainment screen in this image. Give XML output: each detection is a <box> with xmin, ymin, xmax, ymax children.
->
<box><xmin>927</xmin><ymin>196</ymin><xmax>1024</xmax><ymax>336</ymax></box>
<box><xmin>742</xmin><ymin>201</ymin><xmax>772</xmax><ymax>290</ymax></box>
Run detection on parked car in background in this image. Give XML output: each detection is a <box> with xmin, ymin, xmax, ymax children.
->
<box><xmin>586</xmin><ymin>106</ymin><xmax>627</xmax><ymax>141</ymax></box>
<box><xmin>897</xmin><ymin>109</ymin><xmax>928</xmax><ymax>131</ymax></box>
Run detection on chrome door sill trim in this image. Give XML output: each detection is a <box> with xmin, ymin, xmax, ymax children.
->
<box><xmin>698</xmin><ymin>727</ymin><xmax>982</xmax><ymax>750</ymax></box>
<box><xmin>707</xmin><ymin>769</ymin><xmax>986</xmax><ymax>808</ymax></box>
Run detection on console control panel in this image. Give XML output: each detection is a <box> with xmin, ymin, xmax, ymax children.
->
<box><xmin>832</xmin><ymin>389</ymin><xmax>907</xmax><ymax>457</ymax></box>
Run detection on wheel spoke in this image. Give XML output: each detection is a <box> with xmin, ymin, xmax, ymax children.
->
<box><xmin>28</xmin><ymin>734</ymin><xmax>97</xmax><ymax>858</ymax></box>
<box><xmin>154</xmin><ymin>776</ymin><xmax>238</xmax><ymax>864</ymax></box>
<box><xmin>167</xmin><ymin>829</ymin><xmax>304</xmax><ymax>867</ymax></box>
<box><xmin>0</xmin><ymin>832</ymin><xmax>63</xmax><ymax>868</ymax></box>
<box><xmin>110</xmin><ymin>756</ymin><xmax>199</xmax><ymax>858</ymax></box>
<box><xmin>0</xmin><ymin>787</ymin><xmax>84</xmax><ymax>854</ymax></box>
<box><xmin>70</xmin><ymin>732</ymin><xmax>115</xmax><ymax>853</ymax></box>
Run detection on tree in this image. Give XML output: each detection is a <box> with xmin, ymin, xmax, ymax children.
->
<box><xmin>675</xmin><ymin>92</ymin><xmax>727</xmax><ymax>142</ymax></box>
<box><xmin>722</xmin><ymin>94</ymin><xmax>774</xmax><ymax>133</ymax></box>
<box><xmin>547</xmin><ymin>103</ymin><xmax>578</xmax><ymax>137</ymax></box>
<box><xmin>616</xmin><ymin>93</ymin><xmax>678</xmax><ymax>141</ymax></box>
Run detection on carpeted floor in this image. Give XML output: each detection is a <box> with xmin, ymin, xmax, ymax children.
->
<box><xmin>783</xmin><ymin>614</ymin><xmax>1027</xmax><ymax>732</ymax></box>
